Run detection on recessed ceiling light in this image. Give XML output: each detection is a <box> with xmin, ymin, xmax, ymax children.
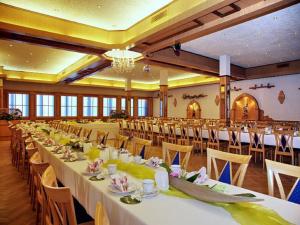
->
<box><xmin>25</xmin><ymin>60</ymin><xmax>29</xmax><ymax>63</ymax></box>
<box><xmin>7</xmin><ymin>54</ymin><xmax>10</xmax><ymax>57</ymax></box>
<box><xmin>97</xmin><ymin>4</ymin><xmax>102</xmax><ymax>8</ymax></box>
<box><xmin>9</xmin><ymin>44</ymin><xmax>13</xmax><ymax>47</ymax></box>
<box><xmin>29</xmin><ymin>52</ymin><xmax>33</xmax><ymax>56</ymax></box>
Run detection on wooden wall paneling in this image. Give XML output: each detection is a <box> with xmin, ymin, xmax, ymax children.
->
<box><xmin>29</xmin><ymin>92</ymin><xmax>36</xmax><ymax>120</ymax></box>
<box><xmin>133</xmin><ymin>96</ymin><xmax>138</xmax><ymax>118</ymax></box>
<box><xmin>77</xmin><ymin>95</ymin><xmax>83</xmax><ymax>120</ymax></box>
<box><xmin>116</xmin><ymin>96</ymin><xmax>121</xmax><ymax>112</ymax></box>
<box><xmin>54</xmin><ymin>93</ymin><xmax>61</xmax><ymax>120</ymax></box>
<box><xmin>98</xmin><ymin>96</ymin><xmax>103</xmax><ymax>118</ymax></box>
<box><xmin>148</xmin><ymin>97</ymin><xmax>153</xmax><ymax>117</ymax></box>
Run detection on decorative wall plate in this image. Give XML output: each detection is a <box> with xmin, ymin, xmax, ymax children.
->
<box><xmin>278</xmin><ymin>90</ymin><xmax>285</xmax><ymax>104</ymax></box>
<box><xmin>215</xmin><ymin>95</ymin><xmax>220</xmax><ymax>106</ymax></box>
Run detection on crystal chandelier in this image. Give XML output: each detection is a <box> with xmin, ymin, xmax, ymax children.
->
<box><xmin>104</xmin><ymin>49</ymin><xmax>142</xmax><ymax>73</ymax></box>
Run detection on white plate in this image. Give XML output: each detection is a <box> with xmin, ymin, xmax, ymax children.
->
<box><xmin>82</xmin><ymin>170</ymin><xmax>102</xmax><ymax>176</ymax></box>
<box><xmin>108</xmin><ymin>184</ymin><xmax>136</xmax><ymax>195</ymax></box>
<box><xmin>142</xmin><ymin>188</ymin><xmax>159</xmax><ymax>198</ymax></box>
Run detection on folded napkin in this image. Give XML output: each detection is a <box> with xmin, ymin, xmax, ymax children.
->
<box><xmin>111</xmin><ymin>174</ymin><xmax>129</xmax><ymax>192</ymax></box>
<box><xmin>87</xmin><ymin>159</ymin><xmax>103</xmax><ymax>173</ymax></box>
<box><xmin>146</xmin><ymin>157</ymin><xmax>162</xmax><ymax>168</ymax></box>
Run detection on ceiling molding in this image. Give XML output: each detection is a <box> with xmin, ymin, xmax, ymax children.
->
<box><xmin>60</xmin><ymin>59</ymin><xmax>111</xmax><ymax>84</ymax></box>
<box><xmin>245</xmin><ymin>59</ymin><xmax>300</xmax><ymax>79</ymax></box>
<box><xmin>143</xmin><ymin>0</ymin><xmax>299</xmax><ymax>54</ymax></box>
<box><xmin>0</xmin><ymin>28</ymin><xmax>106</xmax><ymax>55</ymax></box>
<box><xmin>145</xmin><ymin>47</ymin><xmax>245</xmax><ymax>79</ymax></box>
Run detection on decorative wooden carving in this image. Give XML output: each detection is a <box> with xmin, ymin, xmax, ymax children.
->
<box><xmin>173</xmin><ymin>98</ymin><xmax>177</xmax><ymax>107</ymax></box>
<box><xmin>182</xmin><ymin>94</ymin><xmax>207</xmax><ymax>99</ymax></box>
<box><xmin>230</xmin><ymin>93</ymin><xmax>262</xmax><ymax>122</ymax></box>
<box><xmin>249</xmin><ymin>83</ymin><xmax>275</xmax><ymax>90</ymax></box>
<box><xmin>230</xmin><ymin>86</ymin><xmax>242</xmax><ymax>91</ymax></box>
<box><xmin>215</xmin><ymin>95</ymin><xmax>220</xmax><ymax>106</ymax></box>
<box><xmin>278</xmin><ymin>90</ymin><xmax>285</xmax><ymax>104</ymax></box>
<box><xmin>186</xmin><ymin>100</ymin><xmax>201</xmax><ymax>119</ymax></box>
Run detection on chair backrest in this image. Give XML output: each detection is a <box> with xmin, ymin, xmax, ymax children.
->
<box><xmin>81</xmin><ymin>128</ymin><xmax>92</xmax><ymax>140</ymax></box>
<box><xmin>167</xmin><ymin>123</ymin><xmax>176</xmax><ymax>139</ymax></box>
<box><xmin>227</xmin><ymin>127</ymin><xmax>242</xmax><ymax>147</ymax></box>
<box><xmin>95</xmin><ymin>202</ymin><xmax>110</xmax><ymax>225</ymax></box>
<box><xmin>207</xmin><ymin>148</ymin><xmax>251</xmax><ymax>187</ymax></box>
<box><xmin>157</xmin><ymin>122</ymin><xmax>165</xmax><ymax>136</ymax></box>
<box><xmin>162</xmin><ymin>142</ymin><xmax>193</xmax><ymax>170</ymax></box>
<box><xmin>132</xmin><ymin>137</ymin><xmax>152</xmax><ymax>159</ymax></box>
<box><xmin>96</xmin><ymin>131</ymin><xmax>109</xmax><ymax>145</ymax></box>
<box><xmin>179</xmin><ymin>124</ymin><xmax>189</xmax><ymax>140</ymax></box>
<box><xmin>274</xmin><ymin>130</ymin><xmax>294</xmax><ymax>153</ymax></box>
<box><xmin>266</xmin><ymin>159</ymin><xmax>300</xmax><ymax>204</ymax></box>
<box><xmin>207</xmin><ymin>125</ymin><xmax>220</xmax><ymax>144</ymax></box>
<box><xmin>114</xmin><ymin>134</ymin><xmax>129</xmax><ymax>149</ymax></box>
<box><xmin>42</xmin><ymin>166</ymin><xmax>77</xmax><ymax>225</ymax></box>
<box><xmin>192</xmin><ymin>124</ymin><xmax>203</xmax><ymax>141</ymax></box>
<box><xmin>248</xmin><ymin>128</ymin><xmax>265</xmax><ymax>151</ymax></box>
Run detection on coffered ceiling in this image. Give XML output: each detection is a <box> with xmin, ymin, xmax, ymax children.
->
<box><xmin>0</xmin><ymin>39</ymin><xmax>86</xmax><ymax>74</ymax></box>
<box><xmin>182</xmin><ymin>3</ymin><xmax>300</xmax><ymax>68</ymax></box>
<box><xmin>0</xmin><ymin>0</ymin><xmax>172</xmax><ymax>30</ymax></box>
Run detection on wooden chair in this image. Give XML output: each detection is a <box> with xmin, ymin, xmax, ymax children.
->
<box><xmin>156</xmin><ymin>122</ymin><xmax>166</xmax><ymax>146</ymax></box>
<box><xmin>265</xmin><ymin>159</ymin><xmax>300</xmax><ymax>204</ymax></box>
<box><xmin>145</xmin><ymin>121</ymin><xmax>155</xmax><ymax>143</ymax></box>
<box><xmin>81</xmin><ymin>128</ymin><xmax>92</xmax><ymax>140</ymax></box>
<box><xmin>207</xmin><ymin>148</ymin><xmax>251</xmax><ymax>187</ymax></box>
<box><xmin>96</xmin><ymin>131</ymin><xmax>109</xmax><ymax>146</ymax></box>
<box><xmin>30</xmin><ymin>152</ymin><xmax>49</xmax><ymax>225</ymax></box>
<box><xmin>114</xmin><ymin>134</ymin><xmax>129</xmax><ymax>149</ymax></box>
<box><xmin>132</xmin><ymin>137</ymin><xmax>152</xmax><ymax>159</ymax></box>
<box><xmin>132</xmin><ymin>121</ymin><xmax>139</xmax><ymax>137</ymax></box>
<box><xmin>167</xmin><ymin>123</ymin><xmax>177</xmax><ymax>144</ymax></box>
<box><xmin>162</xmin><ymin>142</ymin><xmax>193</xmax><ymax>170</ymax></box>
<box><xmin>41</xmin><ymin>166</ymin><xmax>93</xmax><ymax>225</ymax></box>
<box><xmin>73</xmin><ymin>127</ymin><xmax>82</xmax><ymax>137</ymax></box>
<box><xmin>177</xmin><ymin>124</ymin><xmax>190</xmax><ymax>145</ymax></box>
<box><xmin>192</xmin><ymin>124</ymin><xmax>206</xmax><ymax>155</ymax></box>
<box><xmin>118</xmin><ymin>120</ymin><xmax>124</xmax><ymax>135</ymax></box>
<box><xmin>227</xmin><ymin>127</ymin><xmax>242</xmax><ymax>154</ymax></box>
<box><xmin>207</xmin><ymin>125</ymin><xmax>220</xmax><ymax>150</ymax></box>
<box><xmin>248</xmin><ymin>128</ymin><xmax>266</xmax><ymax>168</ymax></box>
<box><xmin>274</xmin><ymin>130</ymin><xmax>294</xmax><ymax>165</ymax></box>
<box><xmin>95</xmin><ymin>202</ymin><xmax>110</xmax><ymax>225</ymax></box>
<box><xmin>138</xmin><ymin>121</ymin><xmax>146</xmax><ymax>139</ymax></box>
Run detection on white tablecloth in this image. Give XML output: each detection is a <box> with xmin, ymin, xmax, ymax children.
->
<box><xmin>36</xmin><ymin>141</ymin><xmax>300</xmax><ymax>225</ymax></box>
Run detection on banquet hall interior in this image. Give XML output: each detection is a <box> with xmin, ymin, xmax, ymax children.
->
<box><xmin>0</xmin><ymin>0</ymin><xmax>300</xmax><ymax>225</ymax></box>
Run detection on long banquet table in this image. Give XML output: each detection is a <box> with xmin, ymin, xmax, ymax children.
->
<box><xmin>152</xmin><ymin>125</ymin><xmax>300</xmax><ymax>149</ymax></box>
<box><xmin>36</xmin><ymin>140</ymin><xmax>300</xmax><ymax>225</ymax></box>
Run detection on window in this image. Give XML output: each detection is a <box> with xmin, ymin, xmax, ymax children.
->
<box><xmin>121</xmin><ymin>97</ymin><xmax>126</xmax><ymax>111</ymax></box>
<box><xmin>83</xmin><ymin>96</ymin><xmax>98</xmax><ymax>117</ymax></box>
<box><xmin>8</xmin><ymin>93</ymin><xmax>29</xmax><ymax>117</ymax></box>
<box><xmin>103</xmin><ymin>97</ymin><xmax>116</xmax><ymax>116</ymax></box>
<box><xmin>131</xmin><ymin>98</ymin><xmax>134</xmax><ymax>116</ymax></box>
<box><xmin>36</xmin><ymin>94</ymin><xmax>54</xmax><ymax>117</ymax></box>
<box><xmin>61</xmin><ymin>96</ymin><xmax>77</xmax><ymax>117</ymax></box>
<box><xmin>138</xmin><ymin>99</ymin><xmax>148</xmax><ymax>117</ymax></box>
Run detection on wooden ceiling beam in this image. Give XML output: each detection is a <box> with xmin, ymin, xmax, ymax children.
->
<box><xmin>0</xmin><ymin>29</ymin><xmax>106</xmax><ymax>55</ymax></box>
<box><xmin>245</xmin><ymin>59</ymin><xmax>300</xmax><ymax>79</ymax></box>
<box><xmin>144</xmin><ymin>0</ymin><xmax>299</xmax><ymax>54</ymax></box>
<box><xmin>145</xmin><ymin>47</ymin><xmax>246</xmax><ymax>79</ymax></box>
<box><xmin>60</xmin><ymin>59</ymin><xmax>111</xmax><ymax>84</ymax></box>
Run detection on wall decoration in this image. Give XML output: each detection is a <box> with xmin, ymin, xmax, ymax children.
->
<box><xmin>182</xmin><ymin>93</ymin><xmax>207</xmax><ymax>99</ymax></box>
<box><xmin>249</xmin><ymin>83</ymin><xmax>275</xmax><ymax>90</ymax></box>
<box><xmin>186</xmin><ymin>100</ymin><xmax>201</xmax><ymax>119</ymax></box>
<box><xmin>215</xmin><ymin>95</ymin><xmax>220</xmax><ymax>106</ymax></box>
<box><xmin>278</xmin><ymin>90</ymin><xmax>285</xmax><ymax>104</ymax></box>
<box><xmin>154</xmin><ymin>93</ymin><xmax>173</xmax><ymax>98</ymax></box>
<box><xmin>230</xmin><ymin>93</ymin><xmax>261</xmax><ymax>121</ymax></box>
<box><xmin>173</xmin><ymin>98</ymin><xmax>177</xmax><ymax>107</ymax></box>
<box><xmin>231</xmin><ymin>86</ymin><xmax>242</xmax><ymax>91</ymax></box>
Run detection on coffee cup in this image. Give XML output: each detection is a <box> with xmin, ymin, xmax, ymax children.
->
<box><xmin>108</xmin><ymin>164</ymin><xmax>117</xmax><ymax>175</ymax></box>
<box><xmin>143</xmin><ymin>179</ymin><xmax>154</xmax><ymax>193</ymax></box>
<box><xmin>134</xmin><ymin>155</ymin><xmax>142</xmax><ymax>164</ymax></box>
